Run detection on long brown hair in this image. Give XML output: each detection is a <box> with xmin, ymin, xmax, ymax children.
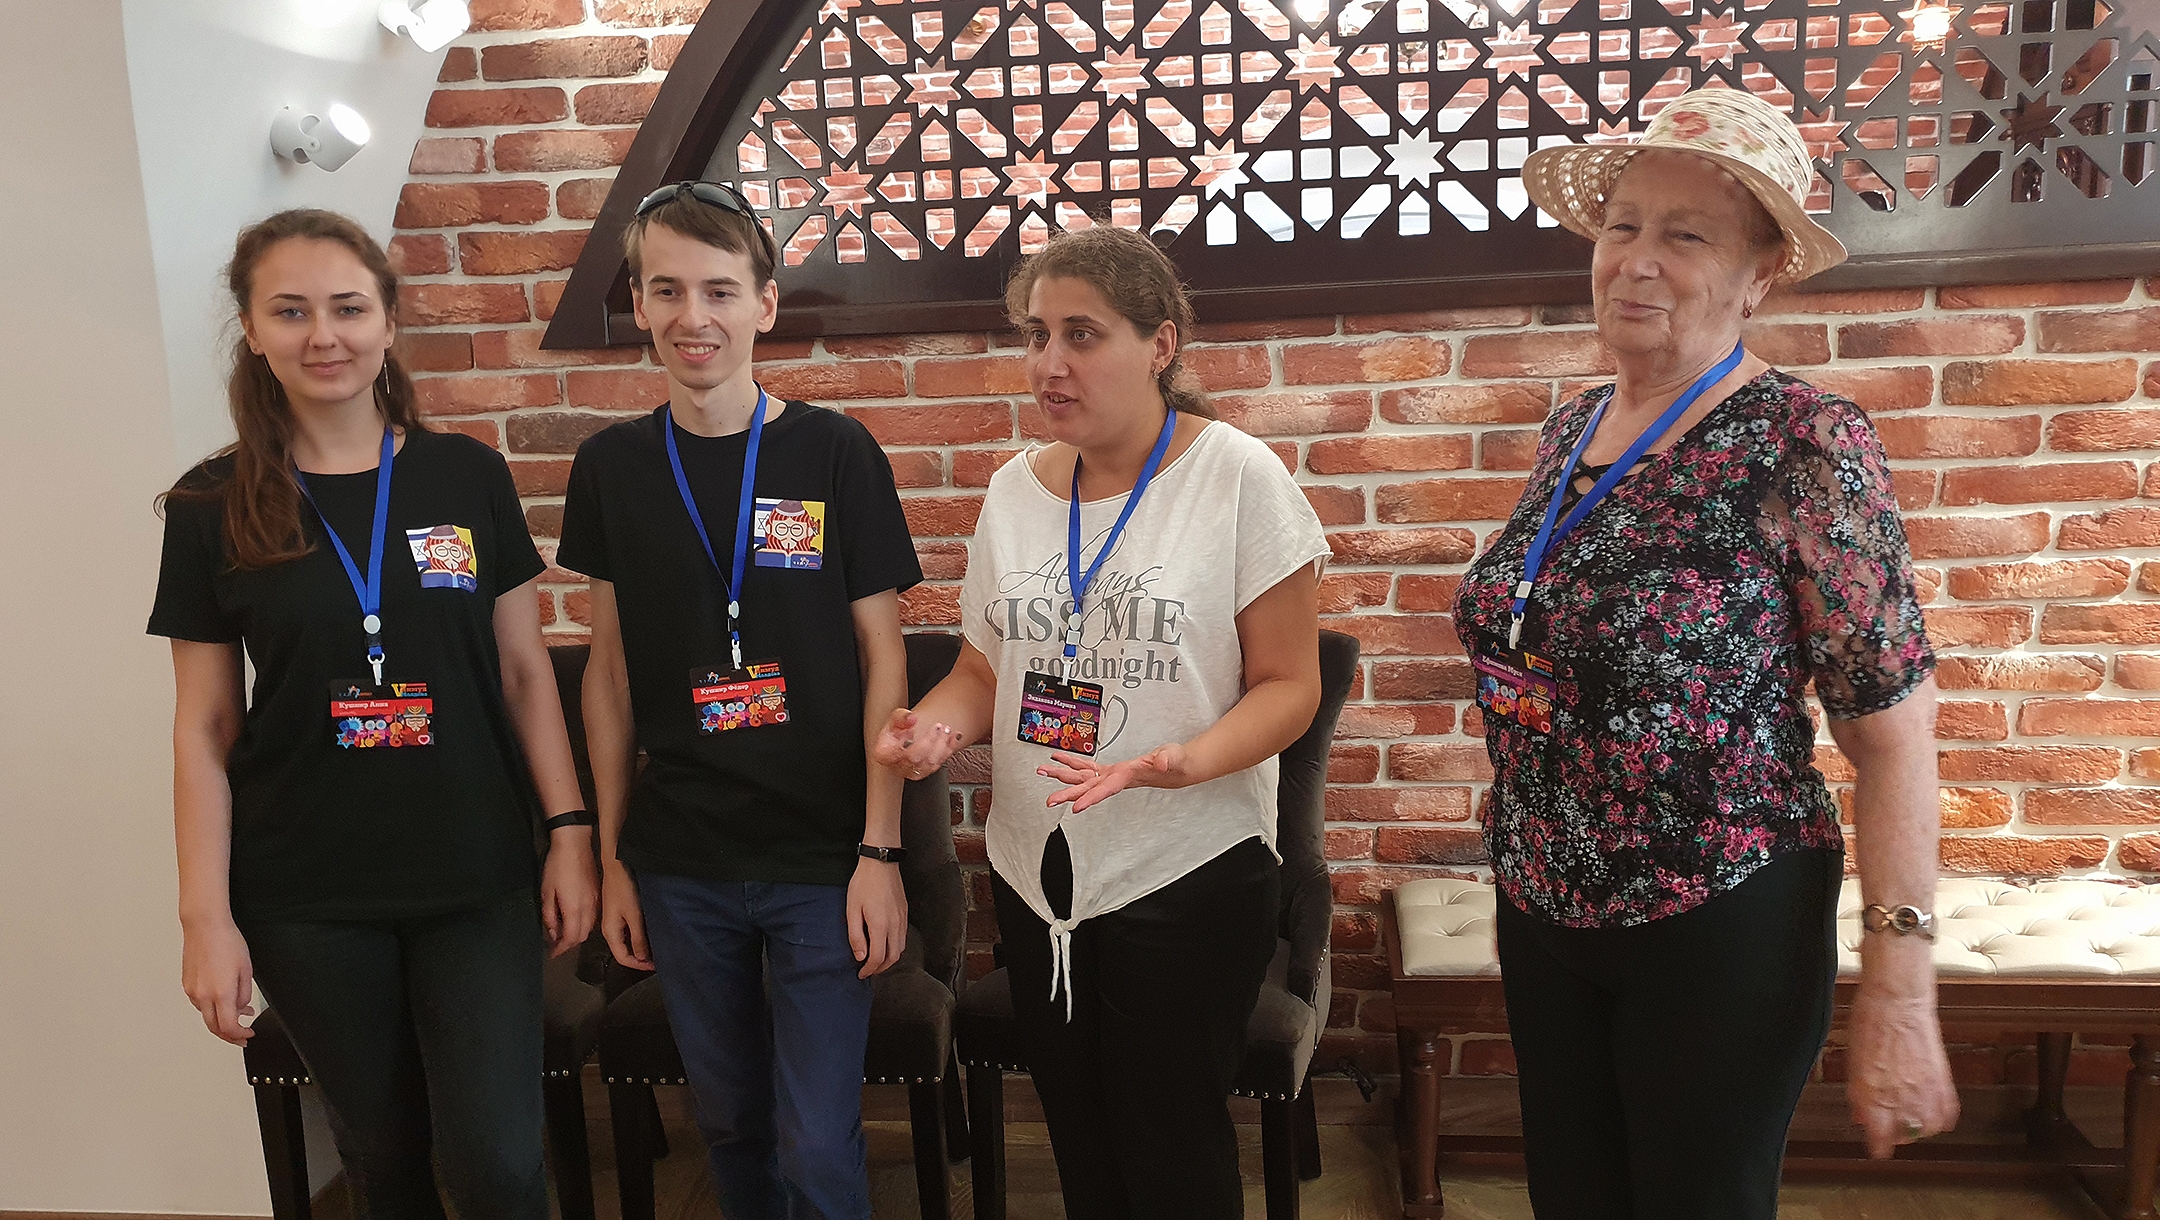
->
<box><xmin>162</xmin><ymin>209</ymin><xmax>423</xmax><ymax>569</ymax></box>
<box><xmin>1003</xmin><ymin>224</ymin><xmax>1214</xmax><ymax>419</ymax></box>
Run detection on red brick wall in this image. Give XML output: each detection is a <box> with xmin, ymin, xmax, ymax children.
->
<box><xmin>397</xmin><ymin>2</ymin><xmax>2160</xmax><ymax>1078</ymax></box>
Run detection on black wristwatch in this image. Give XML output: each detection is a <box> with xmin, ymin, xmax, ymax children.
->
<box><xmin>858</xmin><ymin>843</ymin><xmax>908</xmax><ymax>864</ymax></box>
<box><xmin>544</xmin><ymin>810</ymin><xmax>596</xmax><ymax>832</ymax></box>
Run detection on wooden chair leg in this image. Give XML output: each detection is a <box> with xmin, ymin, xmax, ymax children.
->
<box><xmin>2125</xmin><ymin>1036</ymin><xmax>2160</xmax><ymax>1220</ymax></box>
<box><xmin>1261</xmin><ymin>1096</ymin><xmax>1301</xmax><ymax>1220</ymax></box>
<box><xmin>1294</xmin><ymin>1080</ymin><xmax>1323</xmax><ymax>1182</ymax></box>
<box><xmin>2030</xmin><ymin>1033</ymin><xmax>2076</xmax><ymax>1146</ymax></box>
<box><xmin>1397</xmin><ymin>1027</ymin><xmax>1445</xmax><ymax>1219</ymax></box>
<box><xmin>942</xmin><ymin>1048</ymin><xmax>971</xmax><ymax>1163</ymax></box>
<box><xmin>642</xmin><ymin>1084</ymin><xmax>670</xmax><ymax>1159</ymax></box>
<box><xmin>252</xmin><ymin>1083</ymin><xmax>312</xmax><ymax>1220</ymax></box>
<box><xmin>544</xmin><ymin>1074</ymin><xmax>597</xmax><ymax>1220</ymax></box>
<box><xmin>909</xmin><ymin>1081</ymin><xmax>953</xmax><ymax>1220</ymax></box>
<box><xmin>607</xmin><ymin>1081</ymin><xmax>657</xmax><ymax>1220</ymax></box>
<box><xmin>965</xmin><ymin>1066</ymin><xmax>1008</xmax><ymax>1220</ymax></box>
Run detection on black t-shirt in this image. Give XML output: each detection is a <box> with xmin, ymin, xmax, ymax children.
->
<box><xmin>557</xmin><ymin>401</ymin><xmax>922</xmax><ymax>886</ymax></box>
<box><xmin>148</xmin><ymin>429</ymin><xmax>548</xmax><ymax>923</ymax></box>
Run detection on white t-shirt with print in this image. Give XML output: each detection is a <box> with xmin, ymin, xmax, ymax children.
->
<box><xmin>961</xmin><ymin>420</ymin><xmax>1332</xmax><ymax>961</ymax></box>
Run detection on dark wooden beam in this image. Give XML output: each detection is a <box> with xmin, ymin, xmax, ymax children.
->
<box><xmin>542</xmin><ymin>0</ymin><xmax>807</xmax><ymax>351</ymax></box>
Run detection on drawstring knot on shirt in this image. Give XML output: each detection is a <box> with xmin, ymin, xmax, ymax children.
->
<box><xmin>1046</xmin><ymin>917</ymin><xmax>1078</xmax><ymax>1023</ymax></box>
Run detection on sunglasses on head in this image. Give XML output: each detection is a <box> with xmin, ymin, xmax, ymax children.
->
<box><xmin>634</xmin><ymin>181</ymin><xmax>776</xmax><ymax>259</ymax></box>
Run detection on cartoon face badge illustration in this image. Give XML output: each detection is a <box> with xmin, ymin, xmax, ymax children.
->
<box><xmin>407</xmin><ymin>524</ymin><xmax>479</xmax><ymax>592</ymax></box>
<box><xmin>391</xmin><ymin>704</ymin><xmax>434</xmax><ymax>746</ymax></box>
<box><xmin>753</xmin><ymin>499</ymin><xmax>826</xmax><ymax>570</ymax></box>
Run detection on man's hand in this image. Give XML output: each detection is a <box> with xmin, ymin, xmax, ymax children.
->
<box><xmin>600</xmin><ymin>863</ymin><xmax>654</xmax><ymax>971</ymax></box>
<box><xmin>846</xmin><ymin>856</ymin><xmax>909</xmax><ymax>979</ymax></box>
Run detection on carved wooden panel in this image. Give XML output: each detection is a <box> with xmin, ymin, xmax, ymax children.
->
<box><xmin>543</xmin><ymin>0</ymin><xmax>2160</xmax><ymax>345</ymax></box>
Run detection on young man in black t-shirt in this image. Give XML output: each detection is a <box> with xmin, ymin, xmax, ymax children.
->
<box><xmin>557</xmin><ymin>183</ymin><xmax>921</xmax><ymax>1219</ymax></box>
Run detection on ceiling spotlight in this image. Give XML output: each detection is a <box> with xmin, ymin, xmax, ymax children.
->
<box><xmin>270</xmin><ymin>103</ymin><xmax>372</xmax><ymax>171</ymax></box>
<box><xmin>379</xmin><ymin>0</ymin><xmax>471</xmax><ymax>52</ymax></box>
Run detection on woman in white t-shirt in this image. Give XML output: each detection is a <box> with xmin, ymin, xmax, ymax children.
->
<box><xmin>875</xmin><ymin>226</ymin><xmax>1330</xmax><ymax>1217</ymax></box>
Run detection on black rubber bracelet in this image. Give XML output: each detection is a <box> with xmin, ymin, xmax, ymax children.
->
<box><xmin>857</xmin><ymin>843</ymin><xmax>908</xmax><ymax>863</ymax></box>
<box><xmin>544</xmin><ymin>810</ymin><xmax>596</xmax><ymax>831</ymax></box>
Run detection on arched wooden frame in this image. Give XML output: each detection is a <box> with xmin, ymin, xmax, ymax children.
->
<box><xmin>545</xmin><ymin>0</ymin><xmax>2160</xmax><ymax>348</ymax></box>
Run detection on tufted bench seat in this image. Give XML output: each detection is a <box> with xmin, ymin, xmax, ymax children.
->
<box><xmin>1386</xmin><ymin>877</ymin><xmax>2160</xmax><ymax>1220</ymax></box>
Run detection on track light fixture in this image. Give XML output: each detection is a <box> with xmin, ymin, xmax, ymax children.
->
<box><xmin>269</xmin><ymin>103</ymin><xmax>372</xmax><ymax>171</ymax></box>
<box><xmin>378</xmin><ymin>0</ymin><xmax>471</xmax><ymax>53</ymax></box>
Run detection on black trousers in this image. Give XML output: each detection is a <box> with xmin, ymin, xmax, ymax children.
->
<box><xmin>241</xmin><ymin>890</ymin><xmax>548</xmax><ymax>1220</ymax></box>
<box><xmin>1495</xmin><ymin>847</ymin><xmax>1842</xmax><ymax>1220</ymax></box>
<box><xmin>994</xmin><ymin>831</ymin><xmax>1280</xmax><ymax>1220</ymax></box>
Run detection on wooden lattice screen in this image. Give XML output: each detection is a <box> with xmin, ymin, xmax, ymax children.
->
<box><xmin>544</xmin><ymin>0</ymin><xmax>2160</xmax><ymax>345</ymax></box>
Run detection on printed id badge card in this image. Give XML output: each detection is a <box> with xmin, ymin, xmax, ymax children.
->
<box><xmin>1018</xmin><ymin>671</ymin><xmax>1104</xmax><ymax>756</ymax></box>
<box><xmin>690</xmin><ymin>661</ymin><xmax>789</xmax><ymax>733</ymax></box>
<box><xmin>1471</xmin><ymin>647</ymin><xmax>1558</xmax><ymax>735</ymax></box>
<box><xmin>330</xmin><ymin>680</ymin><xmax>435</xmax><ymax>748</ymax></box>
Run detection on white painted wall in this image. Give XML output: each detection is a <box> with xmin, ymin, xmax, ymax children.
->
<box><xmin>124</xmin><ymin>0</ymin><xmax>446</xmax><ymax>468</ymax></box>
<box><xmin>0</xmin><ymin>0</ymin><xmax>438</xmax><ymax>1211</ymax></box>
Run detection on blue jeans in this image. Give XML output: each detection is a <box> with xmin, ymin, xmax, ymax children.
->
<box><xmin>635</xmin><ymin>871</ymin><xmax>875</xmax><ymax>1220</ymax></box>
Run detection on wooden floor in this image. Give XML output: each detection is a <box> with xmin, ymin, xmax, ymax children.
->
<box><xmin>299</xmin><ymin>1072</ymin><xmax>2140</xmax><ymax>1220</ymax></box>
<box><xmin>865</xmin><ymin>1121</ymin><xmax>2117</xmax><ymax>1220</ymax></box>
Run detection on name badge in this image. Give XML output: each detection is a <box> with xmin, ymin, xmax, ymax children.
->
<box><xmin>1471</xmin><ymin>648</ymin><xmax>1558</xmax><ymax>735</ymax></box>
<box><xmin>1019</xmin><ymin>670</ymin><xmax>1103</xmax><ymax>755</ymax></box>
<box><xmin>330</xmin><ymin>680</ymin><xmax>435</xmax><ymax>748</ymax></box>
<box><xmin>691</xmin><ymin>661</ymin><xmax>789</xmax><ymax>732</ymax></box>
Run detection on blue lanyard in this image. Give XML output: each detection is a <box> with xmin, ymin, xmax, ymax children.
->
<box><xmin>294</xmin><ymin>428</ymin><xmax>396</xmax><ymax>685</ymax></box>
<box><xmin>663</xmin><ymin>388</ymin><xmax>769</xmax><ymax>671</ymax></box>
<box><xmin>1509</xmin><ymin>342</ymin><xmax>1745</xmax><ymax>649</ymax></box>
<box><xmin>1065</xmin><ymin>410</ymin><xmax>1178</xmax><ymax>678</ymax></box>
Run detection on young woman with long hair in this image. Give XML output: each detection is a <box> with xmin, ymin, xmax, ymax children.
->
<box><xmin>150</xmin><ymin>209</ymin><xmax>596</xmax><ymax>1220</ymax></box>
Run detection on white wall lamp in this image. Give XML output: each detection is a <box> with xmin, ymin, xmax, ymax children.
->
<box><xmin>379</xmin><ymin>0</ymin><xmax>472</xmax><ymax>52</ymax></box>
<box><xmin>270</xmin><ymin>103</ymin><xmax>372</xmax><ymax>171</ymax></box>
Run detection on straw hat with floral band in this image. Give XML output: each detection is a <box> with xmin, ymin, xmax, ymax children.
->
<box><xmin>1520</xmin><ymin>86</ymin><xmax>1848</xmax><ymax>285</ymax></box>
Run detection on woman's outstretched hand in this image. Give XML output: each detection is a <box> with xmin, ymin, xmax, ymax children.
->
<box><xmin>1038</xmin><ymin>743</ymin><xmax>1193</xmax><ymax>813</ymax></box>
<box><xmin>873</xmin><ymin>707</ymin><xmax>965</xmax><ymax>781</ymax></box>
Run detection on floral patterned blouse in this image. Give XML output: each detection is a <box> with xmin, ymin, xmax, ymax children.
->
<box><xmin>1453</xmin><ymin>371</ymin><xmax>1934</xmax><ymax>928</ymax></box>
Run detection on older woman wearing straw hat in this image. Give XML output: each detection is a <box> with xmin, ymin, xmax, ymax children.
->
<box><xmin>1451</xmin><ymin>87</ymin><xmax>1958</xmax><ymax>1216</ymax></box>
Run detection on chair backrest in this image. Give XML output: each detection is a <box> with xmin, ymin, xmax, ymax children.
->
<box><xmin>899</xmin><ymin>632</ymin><xmax>966</xmax><ymax>993</ymax></box>
<box><xmin>547</xmin><ymin>644</ymin><xmax>619</xmax><ymax>985</ymax></box>
<box><xmin>548</xmin><ymin>643</ymin><xmax>598</xmax><ymax>811</ymax></box>
<box><xmin>1276</xmin><ymin>630</ymin><xmax>1360</xmax><ymax>1005</ymax></box>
